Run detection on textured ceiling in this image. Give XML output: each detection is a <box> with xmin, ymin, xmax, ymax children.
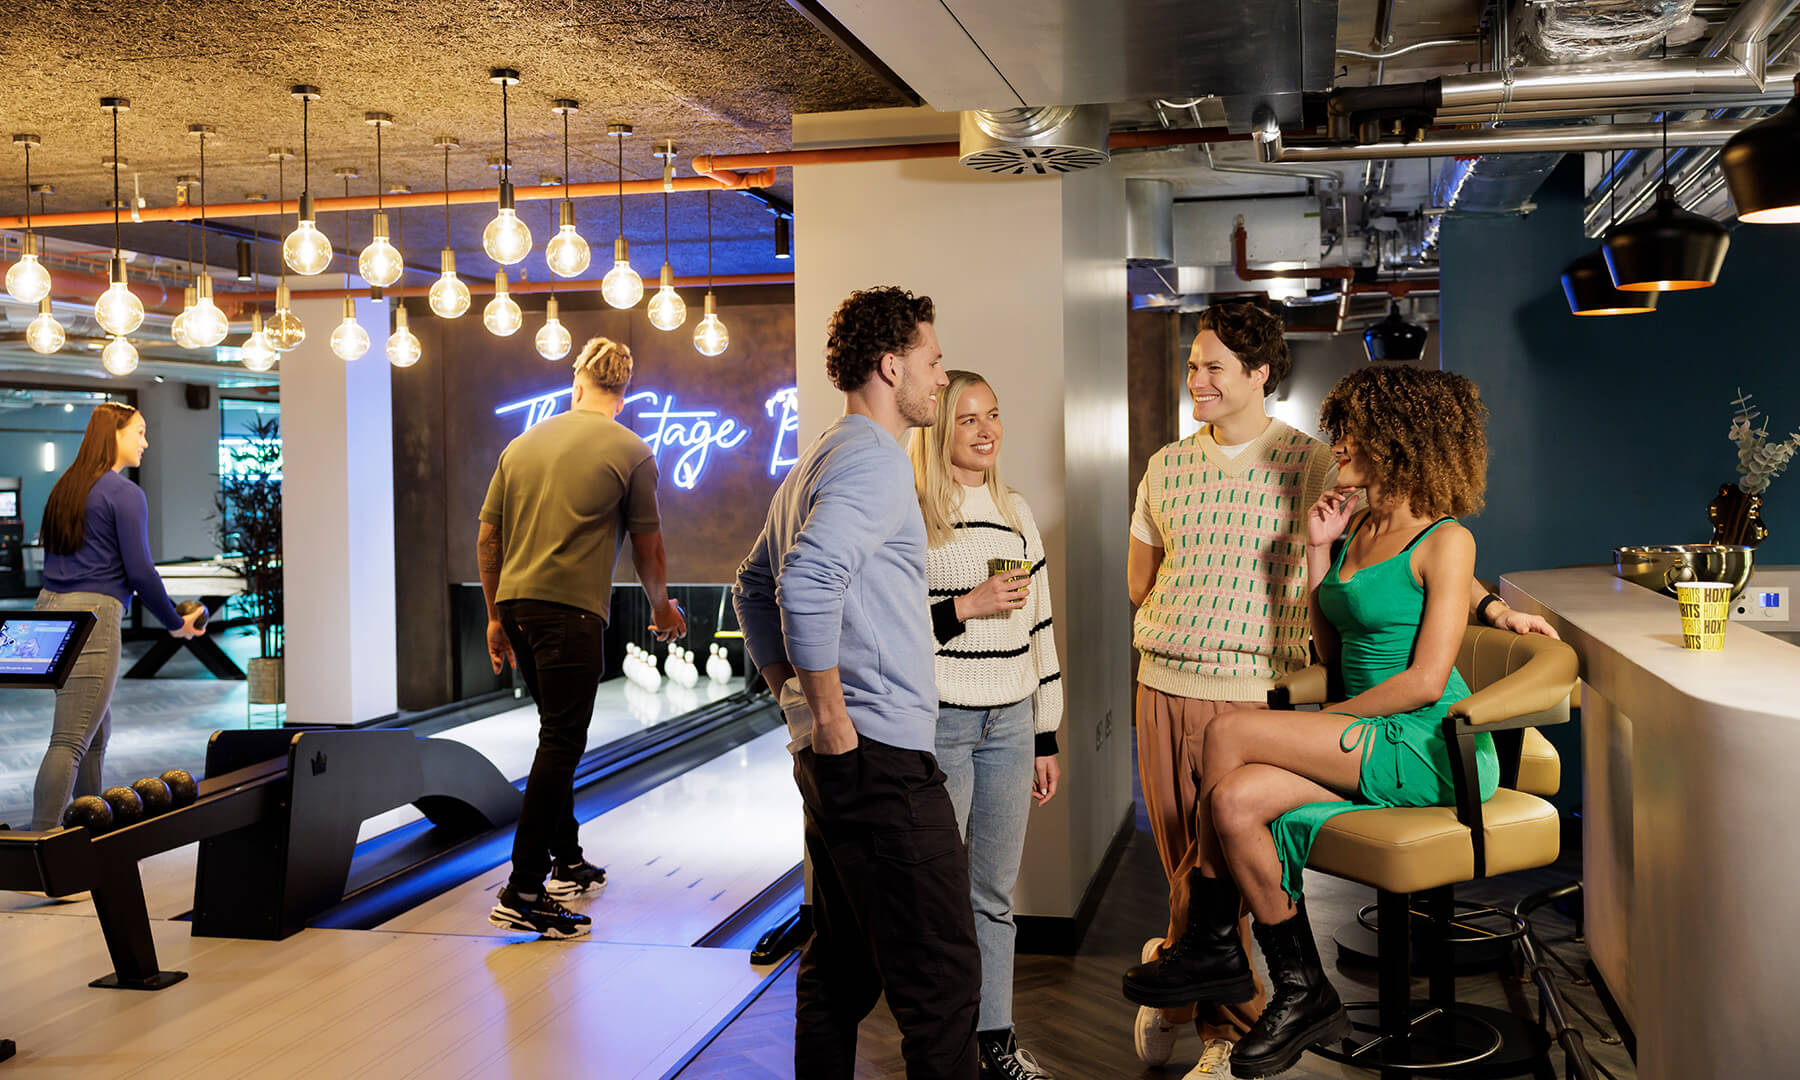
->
<box><xmin>0</xmin><ymin>0</ymin><xmax>907</xmax><ymax>281</ymax></box>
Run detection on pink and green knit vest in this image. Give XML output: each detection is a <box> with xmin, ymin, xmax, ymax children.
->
<box><xmin>1134</xmin><ymin>424</ymin><xmax>1324</xmax><ymax>691</ymax></box>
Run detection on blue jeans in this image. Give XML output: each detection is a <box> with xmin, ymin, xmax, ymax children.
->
<box><xmin>30</xmin><ymin>591</ymin><xmax>123</xmax><ymax>831</ymax></box>
<box><xmin>935</xmin><ymin>697</ymin><xmax>1035</xmax><ymax>1032</ymax></box>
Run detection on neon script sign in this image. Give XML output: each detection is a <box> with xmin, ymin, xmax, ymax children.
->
<box><xmin>495</xmin><ymin>385</ymin><xmax>799</xmax><ymax>491</ymax></box>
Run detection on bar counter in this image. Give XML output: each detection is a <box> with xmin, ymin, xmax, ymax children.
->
<box><xmin>1499</xmin><ymin>568</ymin><xmax>1800</xmax><ymax>1080</ymax></box>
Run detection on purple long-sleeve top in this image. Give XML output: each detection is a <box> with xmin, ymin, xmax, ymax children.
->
<box><xmin>42</xmin><ymin>471</ymin><xmax>182</xmax><ymax>629</ymax></box>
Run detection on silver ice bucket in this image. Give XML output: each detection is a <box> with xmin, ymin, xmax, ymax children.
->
<box><xmin>1613</xmin><ymin>544</ymin><xmax>1754</xmax><ymax>599</ymax></box>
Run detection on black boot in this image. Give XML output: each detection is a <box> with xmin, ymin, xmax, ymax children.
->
<box><xmin>1230</xmin><ymin>899</ymin><xmax>1350</xmax><ymax>1078</ymax></box>
<box><xmin>1123</xmin><ymin>871</ymin><xmax>1256</xmax><ymax>1007</ymax></box>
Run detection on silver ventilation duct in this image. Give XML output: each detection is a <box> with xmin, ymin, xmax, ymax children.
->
<box><xmin>1125</xmin><ymin>179</ymin><xmax>1174</xmax><ymax>266</ymax></box>
<box><xmin>1526</xmin><ymin>1</ymin><xmax>1700</xmax><ymax>64</ymax></box>
<box><xmin>958</xmin><ymin>105</ymin><xmax>1110</xmax><ymax>175</ymax></box>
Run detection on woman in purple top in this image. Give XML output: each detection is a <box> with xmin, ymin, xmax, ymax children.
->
<box><xmin>30</xmin><ymin>403</ymin><xmax>204</xmax><ymax>832</ymax></box>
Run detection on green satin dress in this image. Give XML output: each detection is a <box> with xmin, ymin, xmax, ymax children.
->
<box><xmin>1269</xmin><ymin>516</ymin><xmax>1498</xmax><ymax>901</ymax></box>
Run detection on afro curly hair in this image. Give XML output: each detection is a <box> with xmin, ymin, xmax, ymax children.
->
<box><xmin>824</xmin><ymin>287</ymin><xmax>936</xmax><ymax>393</ymax></box>
<box><xmin>1196</xmin><ymin>302</ymin><xmax>1290</xmax><ymax>396</ymax></box>
<box><xmin>1319</xmin><ymin>366</ymin><xmax>1489</xmax><ymax>518</ymax></box>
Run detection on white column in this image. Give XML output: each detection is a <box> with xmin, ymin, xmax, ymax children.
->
<box><xmin>793</xmin><ymin>109</ymin><xmax>1132</xmax><ymax>920</ymax></box>
<box><xmin>280</xmin><ymin>296</ymin><xmax>396</xmax><ymax>722</ymax></box>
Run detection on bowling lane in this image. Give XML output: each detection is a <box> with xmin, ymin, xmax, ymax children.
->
<box><xmin>0</xmin><ymin>910</ymin><xmax>767</xmax><ymax>1079</ymax></box>
<box><xmin>354</xmin><ymin>675</ymin><xmax>745</xmax><ymax>840</ymax></box>
<box><xmin>377</xmin><ymin>724</ymin><xmax>800</xmax><ymax>946</ymax></box>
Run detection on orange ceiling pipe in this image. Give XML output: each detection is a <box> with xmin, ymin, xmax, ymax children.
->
<box><xmin>0</xmin><ymin>175</ymin><xmax>743</xmax><ymax>232</ymax></box>
<box><xmin>1</xmin><ymin>128</ymin><xmax>1264</xmax><ymax>231</ymax></box>
<box><xmin>218</xmin><ymin>271</ymin><xmax>794</xmax><ymax>313</ymax></box>
<box><xmin>0</xmin><ymin>258</ymin><xmax>182</xmax><ymax>314</ymax></box>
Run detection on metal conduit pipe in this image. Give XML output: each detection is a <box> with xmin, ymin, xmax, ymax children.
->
<box><xmin>1337</xmin><ymin>37</ymin><xmax>1477</xmax><ymax>61</ymax></box>
<box><xmin>1435</xmin><ymin>75</ymin><xmax>1797</xmax><ymax>119</ymax></box>
<box><xmin>1257</xmin><ymin>118</ymin><xmax>1751</xmax><ymax>161</ymax></box>
<box><xmin>1437</xmin><ymin>53</ymin><xmax>1772</xmax><ymax>109</ymax></box>
<box><xmin>1203</xmin><ymin>144</ymin><xmax>1342</xmax><ymax>183</ymax></box>
<box><xmin>1586</xmin><ymin>0</ymin><xmax>1799</xmax><ymax>209</ymax></box>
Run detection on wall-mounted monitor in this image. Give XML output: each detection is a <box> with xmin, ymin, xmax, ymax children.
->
<box><xmin>0</xmin><ymin>491</ymin><xmax>18</xmax><ymax>519</ymax></box>
<box><xmin>0</xmin><ymin>612</ymin><xmax>96</xmax><ymax>689</ymax></box>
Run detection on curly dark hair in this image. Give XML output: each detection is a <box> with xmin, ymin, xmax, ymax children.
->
<box><xmin>1319</xmin><ymin>366</ymin><xmax>1489</xmax><ymax>518</ymax></box>
<box><xmin>1197</xmin><ymin>302</ymin><xmax>1290</xmax><ymax>396</ymax></box>
<box><xmin>825</xmin><ymin>287</ymin><xmax>936</xmax><ymax>392</ymax></box>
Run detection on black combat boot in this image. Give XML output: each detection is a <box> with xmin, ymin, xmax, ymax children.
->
<box><xmin>1230</xmin><ymin>899</ymin><xmax>1350</xmax><ymax>1078</ymax></box>
<box><xmin>1123</xmin><ymin>871</ymin><xmax>1256</xmax><ymax>1007</ymax></box>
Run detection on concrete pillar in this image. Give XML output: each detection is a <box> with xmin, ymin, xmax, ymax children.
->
<box><xmin>280</xmin><ymin>296</ymin><xmax>396</xmax><ymax>722</ymax></box>
<box><xmin>135</xmin><ymin>379</ymin><xmax>221</xmax><ymax>561</ymax></box>
<box><xmin>792</xmin><ymin>108</ymin><xmax>1133</xmax><ymax>926</ymax></box>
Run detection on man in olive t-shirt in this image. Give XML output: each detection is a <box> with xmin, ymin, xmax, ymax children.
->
<box><xmin>477</xmin><ymin>336</ymin><xmax>687</xmax><ymax>939</ymax></box>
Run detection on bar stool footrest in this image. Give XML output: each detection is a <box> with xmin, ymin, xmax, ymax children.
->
<box><xmin>1313</xmin><ymin>1000</ymin><xmax>1548</xmax><ymax>1078</ymax></box>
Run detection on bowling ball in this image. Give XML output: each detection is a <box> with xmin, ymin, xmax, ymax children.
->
<box><xmin>176</xmin><ymin>600</ymin><xmax>208</xmax><ymax>631</ymax></box>
<box><xmin>100</xmin><ymin>785</ymin><xmax>144</xmax><ymax>828</ymax></box>
<box><xmin>61</xmin><ymin>795</ymin><xmax>114</xmax><ymax>834</ymax></box>
<box><xmin>130</xmin><ymin>776</ymin><xmax>173</xmax><ymax>817</ymax></box>
<box><xmin>159</xmin><ymin>768</ymin><xmax>198</xmax><ymax>809</ymax></box>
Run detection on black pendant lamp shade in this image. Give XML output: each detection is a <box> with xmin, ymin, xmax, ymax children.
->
<box><xmin>1722</xmin><ymin>77</ymin><xmax>1800</xmax><ymax>224</ymax></box>
<box><xmin>1363</xmin><ymin>304</ymin><xmax>1428</xmax><ymax>361</ymax></box>
<box><xmin>1602</xmin><ymin>184</ymin><xmax>1729</xmax><ymax>291</ymax></box>
<box><xmin>1561</xmin><ymin>249</ymin><xmax>1658</xmax><ymax>316</ymax></box>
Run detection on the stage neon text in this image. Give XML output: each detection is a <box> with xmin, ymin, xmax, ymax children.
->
<box><xmin>495</xmin><ymin>385</ymin><xmax>797</xmax><ymax>491</ymax></box>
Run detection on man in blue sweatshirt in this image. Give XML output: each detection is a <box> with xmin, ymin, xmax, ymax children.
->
<box><xmin>735</xmin><ymin>287</ymin><xmax>979</xmax><ymax>1080</ymax></box>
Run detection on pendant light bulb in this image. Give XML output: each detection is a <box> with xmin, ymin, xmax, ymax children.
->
<box><xmin>330</xmin><ymin>296</ymin><xmax>369</xmax><ymax>361</ymax></box>
<box><xmin>171</xmin><ymin>286</ymin><xmax>199</xmax><ymax>348</ymax></box>
<box><xmin>359</xmin><ymin>210</ymin><xmax>404</xmax><ymax>287</ymax></box>
<box><xmin>647</xmin><ymin>263</ymin><xmax>686</xmax><ymax>331</ymax></box>
<box><xmin>693</xmin><ymin>291</ymin><xmax>728</xmax><ymax>356</ymax></box>
<box><xmin>484</xmin><ymin>271</ymin><xmax>523</xmax><ymax>336</ymax></box>
<box><xmin>387</xmin><ymin>304</ymin><xmax>422</xmax><ymax>368</ymax></box>
<box><xmin>5</xmin><ymin>250</ymin><xmax>51</xmax><ymax>304</ymax></box>
<box><xmin>101</xmin><ymin>336</ymin><xmax>138</xmax><ymax>376</ymax></box>
<box><xmin>187</xmin><ymin>276</ymin><xmax>229</xmax><ymax>348</ymax></box>
<box><xmin>284</xmin><ymin>197</ymin><xmax>334</xmax><ymax>276</ymax></box>
<box><xmin>94</xmin><ymin>258</ymin><xmax>144</xmax><ymax>336</ymax></box>
<box><xmin>268</xmin><ymin>282</ymin><xmax>304</xmax><ymax>351</ymax></box>
<box><xmin>545</xmin><ymin>212</ymin><xmax>591</xmax><ymax>276</ymax></box>
<box><xmin>536</xmin><ymin>295</ymin><xmax>572</xmax><ymax>360</ymax></box>
<box><xmin>430</xmin><ymin>249</ymin><xmax>471</xmax><ymax>318</ymax></box>
<box><xmin>26</xmin><ymin>299</ymin><xmax>64</xmax><ymax>354</ymax></box>
<box><xmin>602</xmin><ymin>236</ymin><xmax>643</xmax><ymax>309</ymax></box>
<box><xmin>241</xmin><ymin>310</ymin><xmax>278</xmax><ymax>373</ymax></box>
<box><xmin>483</xmin><ymin>186</ymin><xmax>533</xmax><ymax>265</ymax></box>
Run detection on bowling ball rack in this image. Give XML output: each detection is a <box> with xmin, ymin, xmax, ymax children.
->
<box><xmin>0</xmin><ymin>727</ymin><xmax>521</xmax><ymax>991</ymax></box>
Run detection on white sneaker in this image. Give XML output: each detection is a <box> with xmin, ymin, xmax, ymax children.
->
<box><xmin>1182</xmin><ymin>1038</ymin><xmax>1232</xmax><ymax>1078</ymax></box>
<box><xmin>1135</xmin><ymin>1005</ymin><xmax>1179</xmax><ymax>1066</ymax></box>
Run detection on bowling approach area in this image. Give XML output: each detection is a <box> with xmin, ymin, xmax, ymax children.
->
<box><xmin>0</xmin><ymin>643</ymin><xmax>808</xmax><ymax>1079</ymax></box>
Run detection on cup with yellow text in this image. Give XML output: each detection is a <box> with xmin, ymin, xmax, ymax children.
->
<box><xmin>1676</xmin><ymin>581</ymin><xmax>1731</xmax><ymax>651</ymax></box>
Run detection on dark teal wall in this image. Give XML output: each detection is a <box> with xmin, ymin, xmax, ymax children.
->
<box><xmin>1441</xmin><ymin>158</ymin><xmax>1800</xmax><ymax>581</ymax></box>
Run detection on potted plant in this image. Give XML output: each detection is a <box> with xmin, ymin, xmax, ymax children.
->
<box><xmin>1710</xmin><ymin>390</ymin><xmax>1800</xmax><ymax>548</ymax></box>
<box><xmin>216</xmin><ymin>412</ymin><xmax>285</xmax><ymax>704</ymax></box>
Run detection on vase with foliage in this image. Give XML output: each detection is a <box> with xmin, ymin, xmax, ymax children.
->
<box><xmin>1710</xmin><ymin>390</ymin><xmax>1800</xmax><ymax>549</ymax></box>
<box><xmin>215</xmin><ymin>412</ymin><xmax>284</xmax><ymax>703</ymax></box>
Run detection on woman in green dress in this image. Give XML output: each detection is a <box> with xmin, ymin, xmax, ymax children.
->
<box><xmin>1172</xmin><ymin>366</ymin><xmax>1494</xmax><ymax>1079</ymax></box>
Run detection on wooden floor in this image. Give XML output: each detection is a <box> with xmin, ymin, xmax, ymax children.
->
<box><xmin>680</xmin><ymin>827</ymin><xmax>1636</xmax><ymax>1080</ymax></box>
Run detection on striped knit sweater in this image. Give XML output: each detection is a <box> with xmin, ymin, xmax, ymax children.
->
<box><xmin>925</xmin><ymin>483</ymin><xmax>1065</xmax><ymax>756</ymax></box>
<box><xmin>1133</xmin><ymin>420</ymin><xmax>1335</xmax><ymax>701</ymax></box>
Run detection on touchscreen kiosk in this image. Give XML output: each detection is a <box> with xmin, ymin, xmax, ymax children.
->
<box><xmin>0</xmin><ymin>612</ymin><xmax>96</xmax><ymax>689</ymax></box>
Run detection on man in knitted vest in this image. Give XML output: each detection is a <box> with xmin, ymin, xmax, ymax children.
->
<box><xmin>1120</xmin><ymin>303</ymin><xmax>1555</xmax><ymax>1078</ymax></box>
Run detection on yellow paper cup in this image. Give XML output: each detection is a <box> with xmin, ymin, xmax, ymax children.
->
<box><xmin>1676</xmin><ymin>581</ymin><xmax>1731</xmax><ymax>651</ymax></box>
<box><xmin>988</xmin><ymin>557</ymin><xmax>1031</xmax><ymax>581</ymax></box>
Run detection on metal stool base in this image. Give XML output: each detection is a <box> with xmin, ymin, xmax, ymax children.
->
<box><xmin>1314</xmin><ymin>1000</ymin><xmax>1550</xmax><ymax>1079</ymax></box>
<box><xmin>1337</xmin><ymin>900</ymin><xmax>1528</xmax><ymax>974</ymax></box>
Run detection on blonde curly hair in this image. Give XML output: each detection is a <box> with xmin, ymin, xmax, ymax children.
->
<box><xmin>573</xmin><ymin>337</ymin><xmax>633</xmax><ymax>394</ymax></box>
<box><xmin>1319</xmin><ymin>366</ymin><xmax>1489</xmax><ymax>518</ymax></box>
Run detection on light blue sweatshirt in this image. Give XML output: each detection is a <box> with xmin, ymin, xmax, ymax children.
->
<box><xmin>733</xmin><ymin>413</ymin><xmax>938</xmax><ymax>753</ymax></box>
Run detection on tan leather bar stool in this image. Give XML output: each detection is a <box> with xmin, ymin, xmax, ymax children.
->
<box><xmin>1268</xmin><ymin>626</ymin><xmax>1578</xmax><ymax>1076</ymax></box>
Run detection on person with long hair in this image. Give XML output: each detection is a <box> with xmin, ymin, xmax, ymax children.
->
<box><xmin>1170</xmin><ymin>366</ymin><xmax>1498</xmax><ymax>1078</ymax></box>
<box><xmin>909</xmin><ymin>371</ymin><xmax>1063</xmax><ymax>1080</ymax></box>
<box><xmin>31</xmin><ymin>402</ymin><xmax>203</xmax><ymax>832</ymax></box>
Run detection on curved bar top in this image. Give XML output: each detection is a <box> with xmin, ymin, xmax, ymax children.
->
<box><xmin>1499</xmin><ymin>567</ymin><xmax>1800</xmax><ymax>1080</ymax></box>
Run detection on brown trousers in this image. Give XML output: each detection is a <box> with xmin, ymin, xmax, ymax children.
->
<box><xmin>1135</xmin><ymin>683</ymin><xmax>1268</xmax><ymax>1038</ymax></box>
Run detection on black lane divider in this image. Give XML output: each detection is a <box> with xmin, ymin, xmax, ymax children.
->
<box><xmin>311</xmin><ymin>690</ymin><xmax>780</xmax><ymax>931</ymax></box>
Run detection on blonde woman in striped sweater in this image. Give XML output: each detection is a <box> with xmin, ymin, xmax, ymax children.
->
<box><xmin>910</xmin><ymin>370</ymin><xmax>1063</xmax><ymax>1080</ymax></box>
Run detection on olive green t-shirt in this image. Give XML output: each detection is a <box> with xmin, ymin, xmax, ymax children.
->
<box><xmin>479</xmin><ymin>409</ymin><xmax>662</xmax><ymax>621</ymax></box>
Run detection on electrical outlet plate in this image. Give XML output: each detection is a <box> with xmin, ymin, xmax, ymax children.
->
<box><xmin>1730</xmin><ymin>586</ymin><xmax>1789</xmax><ymax>622</ymax></box>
